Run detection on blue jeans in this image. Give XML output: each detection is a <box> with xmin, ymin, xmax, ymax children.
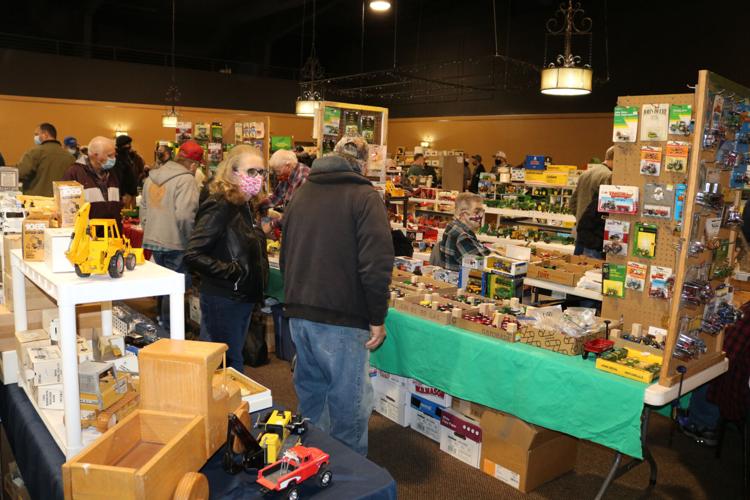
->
<box><xmin>198</xmin><ymin>293</ymin><xmax>254</xmax><ymax>372</ymax></box>
<box><xmin>687</xmin><ymin>383</ymin><xmax>720</xmax><ymax>430</ymax></box>
<box><xmin>582</xmin><ymin>247</ymin><xmax>604</xmax><ymax>260</ymax></box>
<box><xmin>152</xmin><ymin>250</ymin><xmax>190</xmax><ymax>333</ymax></box>
<box><xmin>290</xmin><ymin>318</ymin><xmax>374</xmax><ymax>456</ymax></box>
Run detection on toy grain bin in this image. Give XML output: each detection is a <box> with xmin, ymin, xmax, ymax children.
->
<box><xmin>62</xmin><ymin>410</ymin><xmax>207</xmax><ymax>500</ymax></box>
<box><xmin>138</xmin><ymin>339</ymin><xmax>242</xmax><ymax>460</ymax></box>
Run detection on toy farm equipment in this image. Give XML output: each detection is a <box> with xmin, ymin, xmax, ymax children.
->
<box><xmin>223</xmin><ymin>409</ymin><xmax>308</xmax><ymax>474</ymax></box>
<box><xmin>65</xmin><ymin>202</ymin><xmax>144</xmax><ymax>278</ymax></box>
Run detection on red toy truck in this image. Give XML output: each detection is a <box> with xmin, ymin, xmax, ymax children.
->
<box><xmin>256</xmin><ymin>445</ymin><xmax>332</xmax><ymax>499</ymax></box>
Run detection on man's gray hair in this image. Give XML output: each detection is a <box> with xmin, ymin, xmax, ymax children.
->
<box><xmin>454</xmin><ymin>192</ymin><xmax>483</xmax><ymax>214</ymax></box>
<box><xmin>88</xmin><ymin>136</ymin><xmax>114</xmax><ymax>156</ymax></box>
<box><xmin>269</xmin><ymin>149</ymin><xmax>297</xmax><ymax>170</ymax></box>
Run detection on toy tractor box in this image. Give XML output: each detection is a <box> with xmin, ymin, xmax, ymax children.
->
<box><xmin>53</xmin><ymin>181</ymin><xmax>85</xmax><ymax>227</ymax></box>
<box><xmin>22</xmin><ymin>215</ymin><xmax>50</xmax><ymax>261</ymax></box>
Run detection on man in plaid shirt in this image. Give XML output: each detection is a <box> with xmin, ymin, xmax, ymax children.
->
<box><xmin>260</xmin><ymin>149</ymin><xmax>311</xmax><ymax>234</ymax></box>
<box><xmin>436</xmin><ymin>192</ymin><xmax>491</xmax><ymax>271</ymax></box>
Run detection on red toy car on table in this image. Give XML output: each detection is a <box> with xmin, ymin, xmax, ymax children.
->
<box><xmin>257</xmin><ymin>445</ymin><xmax>332</xmax><ymax>499</ymax></box>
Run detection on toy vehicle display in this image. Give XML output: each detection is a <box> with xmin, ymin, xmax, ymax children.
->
<box><xmin>581</xmin><ymin>338</ymin><xmax>615</xmax><ymax>359</ymax></box>
<box><xmin>224</xmin><ymin>409</ymin><xmax>308</xmax><ymax>473</ymax></box>
<box><xmin>257</xmin><ymin>446</ymin><xmax>332</xmax><ymax>500</ymax></box>
<box><xmin>65</xmin><ymin>202</ymin><xmax>144</xmax><ymax>278</ymax></box>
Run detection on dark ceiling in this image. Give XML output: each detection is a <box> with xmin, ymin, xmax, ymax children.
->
<box><xmin>1</xmin><ymin>0</ymin><xmax>749</xmax><ymax>116</ymax></box>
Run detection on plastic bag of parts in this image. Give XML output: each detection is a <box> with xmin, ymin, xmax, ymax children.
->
<box><xmin>558</xmin><ymin>307</ymin><xmax>603</xmax><ymax>338</ymax></box>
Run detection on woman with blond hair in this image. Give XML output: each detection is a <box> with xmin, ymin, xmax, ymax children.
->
<box><xmin>185</xmin><ymin>150</ymin><xmax>269</xmax><ymax>371</ymax></box>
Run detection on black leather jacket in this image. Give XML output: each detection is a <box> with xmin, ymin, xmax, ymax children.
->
<box><xmin>185</xmin><ymin>193</ymin><xmax>268</xmax><ymax>302</ymax></box>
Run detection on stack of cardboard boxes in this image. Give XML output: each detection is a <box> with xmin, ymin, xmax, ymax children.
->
<box><xmin>373</xmin><ymin>369</ymin><xmax>579</xmax><ymax>494</ymax></box>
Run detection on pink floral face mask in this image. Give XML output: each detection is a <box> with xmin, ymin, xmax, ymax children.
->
<box><xmin>237</xmin><ymin>173</ymin><xmax>264</xmax><ymax>198</ymax></box>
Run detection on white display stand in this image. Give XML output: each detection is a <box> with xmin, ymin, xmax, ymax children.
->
<box><xmin>10</xmin><ymin>249</ymin><xmax>185</xmax><ymax>459</ymax></box>
<box><xmin>523</xmin><ymin>276</ymin><xmax>603</xmax><ymax>301</ymax></box>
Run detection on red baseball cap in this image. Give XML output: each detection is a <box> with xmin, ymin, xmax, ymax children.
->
<box><xmin>178</xmin><ymin>140</ymin><xmax>205</xmax><ymax>164</ymax></box>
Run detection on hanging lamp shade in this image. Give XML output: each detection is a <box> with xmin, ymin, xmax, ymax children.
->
<box><xmin>295</xmin><ymin>99</ymin><xmax>320</xmax><ymax>117</ymax></box>
<box><xmin>540</xmin><ymin>66</ymin><xmax>592</xmax><ymax>96</ymax></box>
<box><xmin>162</xmin><ymin>111</ymin><xmax>178</xmax><ymax>128</ymax></box>
<box><xmin>369</xmin><ymin>0</ymin><xmax>391</xmax><ymax>12</ymax></box>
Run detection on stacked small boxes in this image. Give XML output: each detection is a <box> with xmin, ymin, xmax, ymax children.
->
<box><xmin>406</xmin><ymin>380</ymin><xmax>452</xmax><ymax>442</ymax></box>
<box><xmin>15</xmin><ymin>329</ymin><xmax>63</xmax><ymax>409</ymax></box>
<box><xmin>371</xmin><ymin>369</ymin><xmax>410</xmax><ymax>427</ymax></box>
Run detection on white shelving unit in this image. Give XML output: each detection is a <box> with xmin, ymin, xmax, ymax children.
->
<box><xmin>483</xmin><ymin>207</ymin><xmax>576</xmax><ymax>223</ymax></box>
<box><xmin>11</xmin><ymin>249</ymin><xmax>185</xmax><ymax>459</ymax></box>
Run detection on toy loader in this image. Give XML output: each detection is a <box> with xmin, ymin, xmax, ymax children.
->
<box><xmin>65</xmin><ymin>202</ymin><xmax>144</xmax><ymax>278</ymax></box>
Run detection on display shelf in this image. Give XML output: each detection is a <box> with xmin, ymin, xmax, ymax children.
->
<box><xmin>499</xmin><ymin>181</ymin><xmax>576</xmax><ymax>190</ymax></box>
<box><xmin>10</xmin><ymin>249</ymin><xmax>185</xmax><ymax>459</ymax></box>
<box><xmin>523</xmin><ymin>277</ymin><xmax>603</xmax><ymax>301</ymax></box>
<box><xmin>483</xmin><ymin>207</ymin><xmax>577</xmax><ymax>223</ymax></box>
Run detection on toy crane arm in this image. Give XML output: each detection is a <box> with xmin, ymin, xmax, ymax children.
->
<box><xmin>66</xmin><ymin>202</ymin><xmax>91</xmax><ymax>267</ymax></box>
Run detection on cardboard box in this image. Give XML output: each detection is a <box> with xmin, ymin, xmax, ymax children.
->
<box><xmin>394</xmin><ymin>256</ymin><xmax>424</xmax><ymax>273</ymax></box>
<box><xmin>26</xmin><ymin>345</ymin><xmax>62</xmax><ymax>386</ymax></box>
<box><xmin>407</xmin><ymin>392</ymin><xmax>446</xmax><ymax>442</ymax></box>
<box><xmin>1</xmin><ymin>348</ymin><xmax>18</xmax><ymax>384</ymax></box>
<box><xmin>410</xmin><ymin>380</ymin><xmax>452</xmax><ymax>407</ymax></box>
<box><xmin>544</xmin><ymin>172</ymin><xmax>569</xmax><ymax>186</ymax></box>
<box><xmin>14</xmin><ymin>329</ymin><xmax>50</xmax><ymax>369</ymax></box>
<box><xmin>451</xmin><ymin>397</ymin><xmax>490</xmax><ymax>420</ymax></box>
<box><xmin>394</xmin><ymin>295</ymin><xmax>478</xmax><ymax>326</ymax></box>
<box><xmin>390</xmin><ymin>275</ymin><xmax>457</xmax><ymax>296</ymax></box>
<box><xmin>546</xmin><ymin>164</ymin><xmax>578</xmax><ymax>173</ymax></box>
<box><xmin>518</xmin><ymin>324</ymin><xmax>602</xmax><ymax>356</ymax></box>
<box><xmin>44</xmin><ymin>227</ymin><xmax>75</xmax><ymax>273</ymax></box>
<box><xmin>2</xmin><ymin>234</ymin><xmax>21</xmax><ymax>275</ymax></box>
<box><xmin>524</xmin><ymin>171</ymin><xmax>547</xmax><ymax>183</ymax></box>
<box><xmin>21</xmin><ymin>216</ymin><xmax>50</xmax><ymax>261</ymax></box>
<box><xmin>485</xmin><ymin>256</ymin><xmax>528</xmax><ymax>277</ymax></box>
<box><xmin>440</xmin><ymin>408</ymin><xmax>482</xmax><ymax>468</ymax></box>
<box><xmin>36</xmin><ymin>383</ymin><xmax>65</xmax><ymax>410</ymax></box>
<box><xmin>374</xmin><ymin>391</ymin><xmax>409</xmax><ymax>426</ymax></box>
<box><xmin>480</xmin><ymin>410</ymin><xmax>578</xmax><ymax>493</ymax></box>
<box><xmin>452</xmin><ymin>316</ymin><xmax>520</xmax><ymax>343</ymax></box>
<box><xmin>53</xmin><ymin>181</ymin><xmax>85</xmax><ymax>227</ymax></box>
<box><xmin>372</xmin><ymin>371</ymin><xmax>410</xmax><ymax>406</ymax></box>
<box><xmin>526</xmin><ymin>260</ymin><xmax>597</xmax><ymax>287</ymax></box>
<box><xmin>524</xmin><ymin>155</ymin><xmax>547</xmax><ymax>170</ymax></box>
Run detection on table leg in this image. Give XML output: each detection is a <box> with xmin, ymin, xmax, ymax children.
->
<box><xmin>594</xmin><ymin>407</ymin><xmax>657</xmax><ymax>499</ymax></box>
<box><xmin>59</xmin><ymin>302</ymin><xmax>82</xmax><ymax>455</ymax></box>
<box><xmin>169</xmin><ymin>292</ymin><xmax>184</xmax><ymax>340</ymax></box>
<box><xmin>12</xmin><ymin>260</ymin><xmax>27</xmax><ymax>332</ymax></box>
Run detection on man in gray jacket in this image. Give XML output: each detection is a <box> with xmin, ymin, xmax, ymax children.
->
<box><xmin>141</xmin><ymin>140</ymin><xmax>201</xmax><ymax>331</ymax></box>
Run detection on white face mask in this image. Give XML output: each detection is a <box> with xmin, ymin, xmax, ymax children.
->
<box><xmin>34</xmin><ymin>135</ymin><xmax>42</xmax><ymax>145</ymax></box>
<box><xmin>67</xmin><ymin>148</ymin><xmax>77</xmax><ymax>155</ymax></box>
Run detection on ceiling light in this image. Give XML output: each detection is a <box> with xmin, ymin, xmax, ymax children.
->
<box><xmin>295</xmin><ymin>99</ymin><xmax>320</xmax><ymax>117</ymax></box>
<box><xmin>162</xmin><ymin>110</ymin><xmax>178</xmax><ymax>128</ymax></box>
<box><xmin>114</xmin><ymin>129</ymin><xmax>129</xmax><ymax>138</ymax></box>
<box><xmin>541</xmin><ymin>0</ymin><xmax>593</xmax><ymax>96</ymax></box>
<box><xmin>369</xmin><ymin>1</ymin><xmax>391</xmax><ymax>12</ymax></box>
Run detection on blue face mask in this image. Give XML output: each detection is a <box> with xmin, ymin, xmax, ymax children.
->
<box><xmin>34</xmin><ymin>135</ymin><xmax>41</xmax><ymax>145</ymax></box>
<box><xmin>102</xmin><ymin>157</ymin><xmax>116</xmax><ymax>170</ymax></box>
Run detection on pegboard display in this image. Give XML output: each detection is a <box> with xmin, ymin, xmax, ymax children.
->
<box><xmin>602</xmin><ymin>71</ymin><xmax>750</xmax><ymax>387</ymax></box>
<box><xmin>602</xmin><ymin>93</ymin><xmax>694</xmax><ymax>340</ymax></box>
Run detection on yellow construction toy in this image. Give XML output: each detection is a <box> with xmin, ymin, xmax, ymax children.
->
<box><xmin>65</xmin><ymin>202</ymin><xmax>144</xmax><ymax>278</ymax></box>
<box><xmin>385</xmin><ymin>179</ymin><xmax>406</xmax><ymax>198</ymax></box>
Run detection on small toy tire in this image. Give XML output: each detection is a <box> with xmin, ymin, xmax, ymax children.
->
<box><xmin>109</xmin><ymin>251</ymin><xmax>125</xmax><ymax>278</ymax></box>
<box><xmin>125</xmin><ymin>253</ymin><xmax>136</xmax><ymax>271</ymax></box>
<box><xmin>286</xmin><ymin>486</ymin><xmax>299</xmax><ymax>500</ymax></box>
<box><xmin>74</xmin><ymin>264</ymin><xmax>91</xmax><ymax>278</ymax></box>
<box><xmin>582</xmin><ymin>351</ymin><xmax>589</xmax><ymax>360</ymax></box>
<box><xmin>317</xmin><ymin>468</ymin><xmax>332</xmax><ymax>488</ymax></box>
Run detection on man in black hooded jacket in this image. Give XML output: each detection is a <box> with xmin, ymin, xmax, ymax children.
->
<box><xmin>281</xmin><ymin>135</ymin><xmax>393</xmax><ymax>456</ymax></box>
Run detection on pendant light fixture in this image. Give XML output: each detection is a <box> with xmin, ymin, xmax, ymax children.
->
<box><xmin>162</xmin><ymin>0</ymin><xmax>181</xmax><ymax>126</ymax></box>
<box><xmin>541</xmin><ymin>0</ymin><xmax>593</xmax><ymax>96</ymax></box>
<box><xmin>295</xmin><ymin>0</ymin><xmax>324</xmax><ymax>117</ymax></box>
<box><xmin>369</xmin><ymin>0</ymin><xmax>391</xmax><ymax>12</ymax></box>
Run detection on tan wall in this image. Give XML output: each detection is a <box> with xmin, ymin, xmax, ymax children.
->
<box><xmin>0</xmin><ymin>94</ymin><xmax>314</xmax><ymax>165</ymax></box>
<box><xmin>387</xmin><ymin>113</ymin><xmax>614</xmax><ymax>168</ymax></box>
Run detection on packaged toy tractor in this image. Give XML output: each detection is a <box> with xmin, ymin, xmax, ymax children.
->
<box><xmin>65</xmin><ymin>202</ymin><xmax>144</xmax><ymax>278</ymax></box>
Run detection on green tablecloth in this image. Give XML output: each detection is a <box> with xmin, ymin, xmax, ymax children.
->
<box><xmin>267</xmin><ymin>266</ymin><xmax>285</xmax><ymax>302</ymax></box>
<box><xmin>372</xmin><ymin>309</ymin><xmax>648</xmax><ymax>459</ymax></box>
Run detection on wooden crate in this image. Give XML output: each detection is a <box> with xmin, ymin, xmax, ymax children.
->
<box><xmin>62</xmin><ymin>410</ymin><xmax>206</xmax><ymax>500</ymax></box>
<box><xmin>138</xmin><ymin>340</ymin><xmax>242</xmax><ymax>460</ymax></box>
<box><xmin>526</xmin><ymin>261</ymin><xmax>585</xmax><ymax>287</ymax></box>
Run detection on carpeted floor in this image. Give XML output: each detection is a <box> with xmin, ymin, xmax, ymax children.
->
<box><xmin>245</xmin><ymin>357</ymin><xmax>744</xmax><ymax>500</ymax></box>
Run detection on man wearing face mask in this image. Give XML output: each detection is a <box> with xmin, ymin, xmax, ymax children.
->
<box><xmin>63</xmin><ymin>136</ymin><xmax>122</xmax><ymax>225</ymax></box>
<box><xmin>490</xmin><ymin>150</ymin><xmax>508</xmax><ymax>175</ymax></box>
<box><xmin>436</xmin><ymin>192</ymin><xmax>491</xmax><ymax>271</ymax></box>
<box><xmin>64</xmin><ymin>137</ymin><xmax>82</xmax><ymax>160</ymax></box>
<box><xmin>114</xmin><ymin>135</ymin><xmax>145</xmax><ymax>208</ymax></box>
<box><xmin>141</xmin><ymin>140</ymin><xmax>201</xmax><ymax>332</ymax></box>
<box><xmin>17</xmin><ymin>123</ymin><xmax>74</xmax><ymax>197</ymax></box>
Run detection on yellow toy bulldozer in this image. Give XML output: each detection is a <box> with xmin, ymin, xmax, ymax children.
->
<box><xmin>65</xmin><ymin>202</ymin><xmax>144</xmax><ymax>278</ymax></box>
